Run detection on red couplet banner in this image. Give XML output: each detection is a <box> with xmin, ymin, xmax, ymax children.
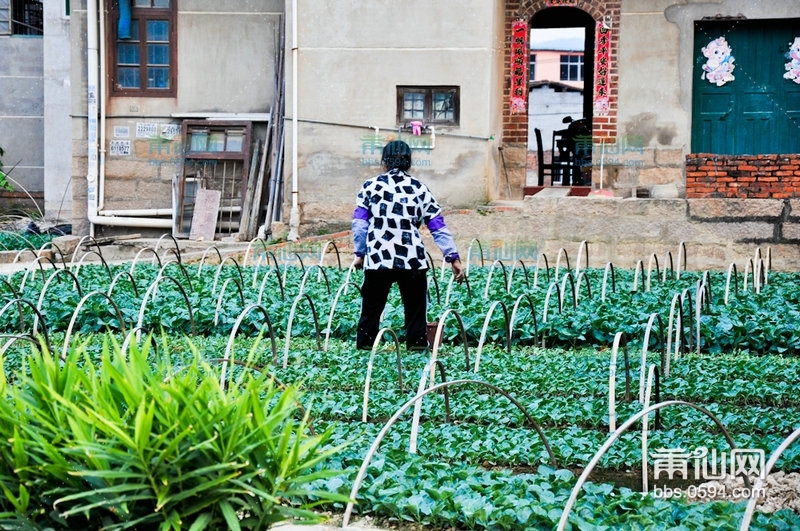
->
<box><xmin>510</xmin><ymin>19</ymin><xmax>528</xmax><ymax>115</ymax></box>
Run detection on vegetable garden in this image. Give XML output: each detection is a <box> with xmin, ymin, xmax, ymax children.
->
<box><xmin>1</xmin><ymin>234</ymin><xmax>799</xmax><ymax>530</ymax></box>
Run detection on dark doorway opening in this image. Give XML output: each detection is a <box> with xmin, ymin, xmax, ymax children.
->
<box><xmin>527</xmin><ymin>7</ymin><xmax>595</xmax><ymax>189</ymax></box>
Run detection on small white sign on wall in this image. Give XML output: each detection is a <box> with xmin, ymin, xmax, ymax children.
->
<box><xmin>136</xmin><ymin>122</ymin><xmax>159</xmax><ymax>138</ymax></box>
<box><xmin>109</xmin><ymin>140</ymin><xmax>131</xmax><ymax>156</ymax></box>
<box><xmin>113</xmin><ymin>126</ymin><xmax>130</xmax><ymax>138</ymax></box>
<box><xmin>161</xmin><ymin>124</ymin><xmax>181</xmax><ymax>138</ymax></box>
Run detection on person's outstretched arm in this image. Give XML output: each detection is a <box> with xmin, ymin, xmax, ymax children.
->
<box><xmin>351</xmin><ymin>205</ymin><xmax>368</xmax><ymax>269</ymax></box>
<box><xmin>428</xmin><ymin>215</ymin><xmax>464</xmax><ymax>282</ymax></box>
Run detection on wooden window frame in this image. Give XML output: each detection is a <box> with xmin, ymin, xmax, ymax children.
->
<box><xmin>397</xmin><ymin>86</ymin><xmax>460</xmax><ymax>127</ymax></box>
<box><xmin>108</xmin><ymin>0</ymin><xmax>177</xmax><ymax>97</ymax></box>
<box><xmin>173</xmin><ymin>120</ymin><xmax>252</xmax><ymax>238</ymax></box>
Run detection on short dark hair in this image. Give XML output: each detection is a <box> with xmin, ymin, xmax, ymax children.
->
<box><xmin>381</xmin><ymin>140</ymin><xmax>412</xmax><ymax>171</ymax></box>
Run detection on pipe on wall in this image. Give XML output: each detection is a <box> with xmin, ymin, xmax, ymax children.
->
<box><xmin>98</xmin><ymin>0</ymin><xmax>106</xmax><ymax>213</ymax></box>
<box><xmin>287</xmin><ymin>0</ymin><xmax>300</xmax><ymax>241</ymax></box>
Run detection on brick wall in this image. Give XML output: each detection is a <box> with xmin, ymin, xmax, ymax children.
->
<box><xmin>686</xmin><ymin>154</ymin><xmax>800</xmax><ymax>199</ymax></box>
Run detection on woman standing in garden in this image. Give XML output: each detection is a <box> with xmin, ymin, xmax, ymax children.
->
<box><xmin>351</xmin><ymin>140</ymin><xmax>464</xmax><ymax>350</ymax></box>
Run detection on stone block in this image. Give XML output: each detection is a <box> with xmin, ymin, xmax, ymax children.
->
<box><xmin>104</xmin><ymin>178</ymin><xmax>139</xmax><ymax>202</ymax></box>
<box><xmin>618</xmin><ymin>198</ymin><xmax>686</xmax><ymax>217</ymax></box>
<box><xmin>688</xmin><ymin>198</ymin><xmax>785</xmax><ymax>219</ymax></box>
<box><xmin>782</xmin><ymin>222</ymin><xmax>800</xmax><ymax>240</ymax></box>
<box><xmin>557</xmin><ymin>216</ymin><xmax>662</xmax><ymax>242</ymax></box>
<box><xmin>52</xmin><ymin>235</ymin><xmax>82</xmax><ymax>257</ymax></box>
<box><xmin>650</xmin><ymin>183</ymin><xmax>680</xmax><ymax>198</ymax></box>
<box><xmin>499</xmin><ymin>146</ymin><xmax>527</xmax><ymax>168</ymax></box>
<box><xmin>654</xmin><ymin>149</ymin><xmax>687</xmax><ymax>167</ymax></box>
<box><xmin>613</xmin><ymin>166</ymin><xmax>640</xmax><ymax>187</ymax></box>
<box><xmin>136</xmin><ymin>179</ymin><xmax>173</xmax><ymax>202</ymax></box>
<box><xmin>685</xmin><ymin>242</ymin><xmax>731</xmax><ymax>271</ymax></box>
<box><xmin>789</xmin><ymin>199</ymin><xmax>800</xmax><ymax>219</ymax></box>
<box><xmin>559</xmin><ymin>196</ymin><xmax>622</xmax><ymax>218</ymax></box>
<box><xmin>104</xmin><ymin>158</ymin><xmax>157</xmax><ymax>179</ymax></box>
<box><xmin>639</xmin><ymin>168</ymin><xmax>682</xmax><ymax>187</ymax></box>
<box><xmin>533</xmin><ymin>187</ymin><xmax>571</xmax><ymax>198</ymax></box>
<box><xmin>690</xmin><ymin>220</ymin><xmax>776</xmax><ymax>242</ymax></box>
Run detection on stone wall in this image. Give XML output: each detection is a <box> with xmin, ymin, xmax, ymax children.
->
<box><xmin>433</xmin><ymin>197</ymin><xmax>800</xmax><ymax>272</ymax></box>
<box><xmin>686</xmin><ymin>154</ymin><xmax>800</xmax><ymax>199</ymax></box>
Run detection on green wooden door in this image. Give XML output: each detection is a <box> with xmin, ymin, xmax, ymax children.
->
<box><xmin>692</xmin><ymin>19</ymin><xmax>800</xmax><ymax>155</ymax></box>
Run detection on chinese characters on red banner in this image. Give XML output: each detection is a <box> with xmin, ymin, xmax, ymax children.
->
<box><xmin>510</xmin><ymin>19</ymin><xmax>528</xmax><ymax>115</ymax></box>
<box><xmin>594</xmin><ymin>22</ymin><xmax>610</xmax><ymax>115</ymax></box>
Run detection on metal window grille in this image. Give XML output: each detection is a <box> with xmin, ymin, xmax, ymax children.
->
<box><xmin>12</xmin><ymin>0</ymin><xmax>42</xmax><ymax>36</ymax></box>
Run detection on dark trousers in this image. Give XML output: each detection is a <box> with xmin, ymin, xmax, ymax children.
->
<box><xmin>357</xmin><ymin>268</ymin><xmax>428</xmax><ymax>350</ymax></box>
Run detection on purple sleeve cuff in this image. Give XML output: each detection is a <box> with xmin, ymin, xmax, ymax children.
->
<box><xmin>353</xmin><ymin>206</ymin><xmax>369</xmax><ymax>221</ymax></box>
<box><xmin>427</xmin><ymin>215</ymin><xmax>446</xmax><ymax>232</ymax></box>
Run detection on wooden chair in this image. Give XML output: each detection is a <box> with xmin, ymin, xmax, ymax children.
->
<box><xmin>534</xmin><ymin>128</ymin><xmax>558</xmax><ymax>186</ymax></box>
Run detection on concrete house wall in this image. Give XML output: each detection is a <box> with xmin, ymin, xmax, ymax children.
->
<box><xmin>1</xmin><ymin>2</ymin><xmax>78</xmax><ymax>224</ymax></box>
<box><xmin>70</xmin><ymin>0</ymin><xmax>284</xmax><ymax>236</ymax></box>
<box><xmin>0</xmin><ymin>11</ymin><xmax>43</xmax><ymax>209</ymax></box>
<box><xmin>284</xmin><ymin>0</ymin><xmax>507</xmax><ymax>234</ymax></box>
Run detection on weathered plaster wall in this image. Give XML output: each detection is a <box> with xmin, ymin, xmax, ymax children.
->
<box><xmin>284</xmin><ymin>0</ymin><xmax>506</xmax><ymax>233</ymax></box>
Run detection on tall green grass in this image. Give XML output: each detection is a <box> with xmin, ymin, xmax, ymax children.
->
<box><xmin>0</xmin><ymin>335</ymin><xmax>349</xmax><ymax>530</ymax></box>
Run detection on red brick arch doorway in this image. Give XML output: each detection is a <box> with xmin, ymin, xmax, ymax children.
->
<box><xmin>502</xmin><ymin>1</ymin><xmax>620</xmax><ymax>197</ymax></box>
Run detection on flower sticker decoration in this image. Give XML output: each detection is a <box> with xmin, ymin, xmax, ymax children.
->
<box><xmin>701</xmin><ymin>37</ymin><xmax>735</xmax><ymax>86</ymax></box>
<box><xmin>784</xmin><ymin>37</ymin><xmax>800</xmax><ymax>84</ymax></box>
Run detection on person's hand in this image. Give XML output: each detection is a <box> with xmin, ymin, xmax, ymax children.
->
<box><xmin>450</xmin><ymin>259</ymin><xmax>465</xmax><ymax>283</ymax></box>
<box><xmin>352</xmin><ymin>256</ymin><xmax>364</xmax><ymax>270</ymax></box>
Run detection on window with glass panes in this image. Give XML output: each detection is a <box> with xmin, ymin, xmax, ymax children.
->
<box><xmin>2</xmin><ymin>0</ymin><xmax>43</xmax><ymax>35</ymax></box>
<box><xmin>111</xmin><ymin>0</ymin><xmax>175</xmax><ymax>96</ymax></box>
<box><xmin>559</xmin><ymin>54</ymin><xmax>583</xmax><ymax>82</ymax></box>
<box><xmin>397</xmin><ymin>86</ymin><xmax>459</xmax><ymax>126</ymax></box>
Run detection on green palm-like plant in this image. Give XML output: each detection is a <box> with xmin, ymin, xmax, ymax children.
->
<box><xmin>0</xmin><ymin>334</ymin><xmax>350</xmax><ymax>530</ymax></box>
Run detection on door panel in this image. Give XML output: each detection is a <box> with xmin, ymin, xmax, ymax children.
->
<box><xmin>692</xmin><ymin>19</ymin><xmax>800</xmax><ymax>155</ymax></box>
